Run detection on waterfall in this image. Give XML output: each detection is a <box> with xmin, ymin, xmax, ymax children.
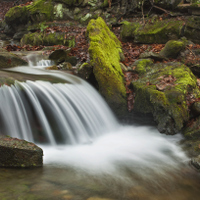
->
<box><xmin>0</xmin><ymin>58</ymin><xmax>189</xmax><ymax>179</ymax></box>
<box><xmin>0</xmin><ymin>78</ymin><xmax>118</xmax><ymax>145</ymax></box>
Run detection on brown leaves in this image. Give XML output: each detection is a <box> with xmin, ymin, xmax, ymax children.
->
<box><xmin>124</xmin><ymin>71</ymin><xmax>138</xmax><ymax>112</ymax></box>
<box><xmin>156</xmin><ymin>75</ymin><xmax>177</xmax><ymax>91</ymax></box>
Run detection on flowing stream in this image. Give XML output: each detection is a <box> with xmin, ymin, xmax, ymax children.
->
<box><xmin>0</xmin><ymin>57</ymin><xmax>200</xmax><ymax>200</ymax></box>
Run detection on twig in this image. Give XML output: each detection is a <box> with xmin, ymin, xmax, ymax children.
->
<box><xmin>141</xmin><ymin>0</ymin><xmax>145</xmax><ymax>25</ymax></box>
<box><xmin>186</xmin><ymin>46</ymin><xmax>196</xmax><ymax>58</ymax></box>
<box><xmin>149</xmin><ymin>0</ymin><xmax>171</xmax><ymax>15</ymax></box>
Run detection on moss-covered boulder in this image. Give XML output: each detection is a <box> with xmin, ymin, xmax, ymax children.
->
<box><xmin>159</xmin><ymin>39</ymin><xmax>186</xmax><ymax>59</ymax></box>
<box><xmin>120</xmin><ymin>19</ymin><xmax>184</xmax><ymax>44</ymax></box>
<box><xmin>4</xmin><ymin>6</ymin><xmax>29</xmax><ymax>26</ymax></box>
<box><xmin>26</xmin><ymin>0</ymin><xmax>54</xmax><ymax>23</ymax></box>
<box><xmin>185</xmin><ymin>16</ymin><xmax>200</xmax><ymax>44</ymax></box>
<box><xmin>132</xmin><ymin>61</ymin><xmax>200</xmax><ymax>134</ymax></box>
<box><xmin>87</xmin><ymin>17</ymin><xmax>127</xmax><ymax>116</ymax></box>
<box><xmin>20</xmin><ymin>32</ymin><xmax>72</xmax><ymax>46</ymax></box>
<box><xmin>0</xmin><ymin>136</ymin><xmax>43</xmax><ymax>168</ymax></box>
<box><xmin>4</xmin><ymin>0</ymin><xmax>54</xmax><ymax>31</ymax></box>
<box><xmin>120</xmin><ymin>21</ymin><xmax>140</xmax><ymax>42</ymax></box>
<box><xmin>0</xmin><ymin>52</ymin><xmax>28</xmax><ymax>68</ymax></box>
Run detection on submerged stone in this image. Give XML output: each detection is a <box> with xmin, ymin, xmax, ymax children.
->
<box><xmin>0</xmin><ymin>136</ymin><xmax>43</xmax><ymax>168</ymax></box>
<box><xmin>87</xmin><ymin>17</ymin><xmax>127</xmax><ymax>116</ymax></box>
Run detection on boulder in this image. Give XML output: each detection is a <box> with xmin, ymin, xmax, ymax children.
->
<box><xmin>184</xmin><ymin>16</ymin><xmax>200</xmax><ymax>44</ymax></box>
<box><xmin>159</xmin><ymin>39</ymin><xmax>186</xmax><ymax>59</ymax></box>
<box><xmin>87</xmin><ymin>17</ymin><xmax>127</xmax><ymax>116</ymax></box>
<box><xmin>0</xmin><ymin>52</ymin><xmax>28</xmax><ymax>68</ymax></box>
<box><xmin>0</xmin><ymin>136</ymin><xmax>43</xmax><ymax>167</ymax></box>
<box><xmin>120</xmin><ymin>19</ymin><xmax>184</xmax><ymax>44</ymax></box>
<box><xmin>132</xmin><ymin>61</ymin><xmax>200</xmax><ymax>134</ymax></box>
<box><xmin>20</xmin><ymin>32</ymin><xmax>71</xmax><ymax>46</ymax></box>
<box><xmin>4</xmin><ymin>0</ymin><xmax>54</xmax><ymax>31</ymax></box>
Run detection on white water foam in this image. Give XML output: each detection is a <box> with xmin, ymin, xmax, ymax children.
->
<box><xmin>2</xmin><ymin>60</ymin><xmax>189</xmax><ymax>181</ymax></box>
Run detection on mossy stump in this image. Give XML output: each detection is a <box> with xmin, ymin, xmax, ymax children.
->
<box><xmin>87</xmin><ymin>17</ymin><xmax>127</xmax><ymax>116</ymax></box>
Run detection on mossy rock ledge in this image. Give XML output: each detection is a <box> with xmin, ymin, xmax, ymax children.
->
<box><xmin>132</xmin><ymin>60</ymin><xmax>200</xmax><ymax>134</ymax></box>
<box><xmin>0</xmin><ymin>136</ymin><xmax>43</xmax><ymax>167</ymax></box>
<box><xmin>0</xmin><ymin>52</ymin><xmax>28</xmax><ymax>68</ymax></box>
<box><xmin>87</xmin><ymin>17</ymin><xmax>127</xmax><ymax>116</ymax></box>
<box><xmin>120</xmin><ymin>19</ymin><xmax>184</xmax><ymax>44</ymax></box>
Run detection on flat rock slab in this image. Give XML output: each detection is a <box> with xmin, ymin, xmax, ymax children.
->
<box><xmin>0</xmin><ymin>136</ymin><xmax>43</xmax><ymax>167</ymax></box>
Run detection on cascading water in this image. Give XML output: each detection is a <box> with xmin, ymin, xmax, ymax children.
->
<box><xmin>1</xmin><ymin>57</ymin><xmax>199</xmax><ymax>200</ymax></box>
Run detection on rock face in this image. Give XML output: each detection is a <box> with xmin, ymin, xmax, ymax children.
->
<box><xmin>87</xmin><ymin>17</ymin><xmax>127</xmax><ymax>116</ymax></box>
<box><xmin>0</xmin><ymin>136</ymin><xmax>43</xmax><ymax>167</ymax></box>
<box><xmin>0</xmin><ymin>52</ymin><xmax>27</xmax><ymax>68</ymax></box>
<box><xmin>132</xmin><ymin>61</ymin><xmax>200</xmax><ymax>134</ymax></box>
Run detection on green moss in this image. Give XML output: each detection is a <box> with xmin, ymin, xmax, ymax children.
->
<box><xmin>160</xmin><ymin>40</ymin><xmax>186</xmax><ymax>58</ymax></box>
<box><xmin>133</xmin><ymin>59</ymin><xmax>153</xmax><ymax>75</ymax></box>
<box><xmin>5</xmin><ymin>6</ymin><xmax>28</xmax><ymax>25</ymax></box>
<box><xmin>132</xmin><ymin>62</ymin><xmax>200</xmax><ymax>134</ymax></box>
<box><xmin>134</xmin><ymin>19</ymin><xmax>184</xmax><ymax>44</ymax></box>
<box><xmin>27</xmin><ymin>0</ymin><xmax>54</xmax><ymax>22</ymax></box>
<box><xmin>87</xmin><ymin>17</ymin><xmax>127</xmax><ymax>115</ymax></box>
<box><xmin>120</xmin><ymin>21</ymin><xmax>140</xmax><ymax>42</ymax></box>
<box><xmin>21</xmin><ymin>32</ymin><xmax>68</xmax><ymax>46</ymax></box>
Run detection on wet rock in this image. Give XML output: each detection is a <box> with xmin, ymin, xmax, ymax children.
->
<box><xmin>0</xmin><ymin>136</ymin><xmax>43</xmax><ymax>167</ymax></box>
<box><xmin>0</xmin><ymin>51</ymin><xmax>27</xmax><ymax>68</ymax></box>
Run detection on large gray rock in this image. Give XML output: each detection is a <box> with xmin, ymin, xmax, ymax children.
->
<box><xmin>0</xmin><ymin>136</ymin><xmax>43</xmax><ymax>167</ymax></box>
